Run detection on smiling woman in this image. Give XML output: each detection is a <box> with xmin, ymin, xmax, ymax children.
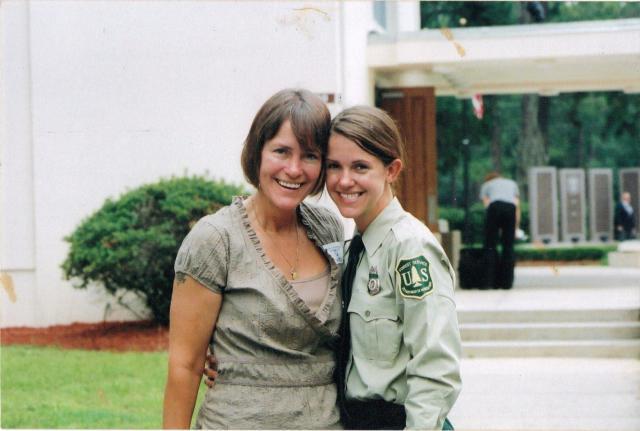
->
<box><xmin>327</xmin><ymin>106</ymin><xmax>461</xmax><ymax>431</ymax></box>
<box><xmin>255</xmin><ymin>120</ymin><xmax>322</xmax><ymax>217</ymax></box>
<box><xmin>163</xmin><ymin>89</ymin><xmax>345</xmax><ymax>430</ymax></box>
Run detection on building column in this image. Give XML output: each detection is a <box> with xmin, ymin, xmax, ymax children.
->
<box><xmin>1</xmin><ymin>0</ymin><xmax>39</xmax><ymax>326</ymax></box>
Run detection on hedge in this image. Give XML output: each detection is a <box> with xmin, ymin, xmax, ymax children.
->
<box><xmin>514</xmin><ymin>244</ymin><xmax>616</xmax><ymax>261</ymax></box>
<box><xmin>461</xmin><ymin>244</ymin><xmax>616</xmax><ymax>262</ymax></box>
<box><xmin>62</xmin><ymin>176</ymin><xmax>245</xmax><ymax>325</ymax></box>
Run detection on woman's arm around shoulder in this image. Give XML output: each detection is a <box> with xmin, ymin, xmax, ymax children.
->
<box><xmin>163</xmin><ymin>217</ymin><xmax>229</xmax><ymax>429</ymax></box>
<box><xmin>163</xmin><ymin>274</ymin><xmax>222</xmax><ymax>429</ymax></box>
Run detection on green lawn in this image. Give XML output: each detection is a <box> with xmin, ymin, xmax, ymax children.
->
<box><xmin>1</xmin><ymin>345</ymin><xmax>204</xmax><ymax>429</ymax></box>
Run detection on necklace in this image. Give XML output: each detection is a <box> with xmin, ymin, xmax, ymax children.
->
<box><xmin>251</xmin><ymin>200</ymin><xmax>300</xmax><ymax>280</ymax></box>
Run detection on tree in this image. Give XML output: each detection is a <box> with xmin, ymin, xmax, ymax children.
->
<box><xmin>423</xmin><ymin>1</ymin><xmax>640</xmax><ymax>212</ymax></box>
<box><xmin>516</xmin><ymin>2</ymin><xmax>548</xmax><ymax>196</ymax></box>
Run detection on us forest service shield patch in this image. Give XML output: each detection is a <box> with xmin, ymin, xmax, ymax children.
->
<box><xmin>396</xmin><ymin>255</ymin><xmax>433</xmax><ymax>299</ymax></box>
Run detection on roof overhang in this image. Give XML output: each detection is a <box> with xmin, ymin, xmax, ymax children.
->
<box><xmin>368</xmin><ymin>19</ymin><xmax>640</xmax><ymax>96</ymax></box>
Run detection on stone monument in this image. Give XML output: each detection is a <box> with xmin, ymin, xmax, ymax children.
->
<box><xmin>588</xmin><ymin>168</ymin><xmax>613</xmax><ymax>242</ymax></box>
<box><xmin>559</xmin><ymin>168</ymin><xmax>586</xmax><ymax>243</ymax></box>
<box><xmin>528</xmin><ymin>166</ymin><xmax>558</xmax><ymax>244</ymax></box>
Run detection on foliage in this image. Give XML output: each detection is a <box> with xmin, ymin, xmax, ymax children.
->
<box><xmin>461</xmin><ymin>244</ymin><xmax>616</xmax><ymax>262</ymax></box>
<box><xmin>420</xmin><ymin>1</ymin><xmax>517</xmax><ymax>28</ymax></box>
<box><xmin>545</xmin><ymin>2</ymin><xmax>640</xmax><ymax>22</ymax></box>
<box><xmin>514</xmin><ymin>244</ymin><xmax>617</xmax><ymax>262</ymax></box>
<box><xmin>62</xmin><ymin>176</ymin><xmax>245</xmax><ymax>325</ymax></box>
<box><xmin>1</xmin><ymin>345</ymin><xmax>205</xmax><ymax>428</ymax></box>
<box><xmin>421</xmin><ymin>2</ymin><xmax>640</xmax><ymax>29</ymax></box>
<box><xmin>422</xmin><ymin>2</ymin><xmax>640</xmax><ymax>206</ymax></box>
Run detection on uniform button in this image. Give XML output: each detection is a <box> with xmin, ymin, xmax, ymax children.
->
<box><xmin>365</xmin><ymin>310</ymin><xmax>371</xmax><ymax>317</ymax></box>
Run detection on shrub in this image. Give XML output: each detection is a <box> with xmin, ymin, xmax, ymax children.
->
<box><xmin>62</xmin><ymin>176</ymin><xmax>245</xmax><ymax>325</ymax></box>
<box><xmin>461</xmin><ymin>244</ymin><xmax>616</xmax><ymax>262</ymax></box>
<box><xmin>514</xmin><ymin>244</ymin><xmax>616</xmax><ymax>261</ymax></box>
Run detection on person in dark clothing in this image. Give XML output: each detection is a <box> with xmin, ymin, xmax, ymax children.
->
<box><xmin>480</xmin><ymin>172</ymin><xmax>520</xmax><ymax>289</ymax></box>
<box><xmin>614</xmin><ymin>191</ymin><xmax>636</xmax><ymax>241</ymax></box>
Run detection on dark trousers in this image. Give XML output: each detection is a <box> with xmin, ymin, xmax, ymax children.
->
<box><xmin>343</xmin><ymin>399</ymin><xmax>453</xmax><ymax>430</ymax></box>
<box><xmin>483</xmin><ymin>201</ymin><xmax>516</xmax><ymax>289</ymax></box>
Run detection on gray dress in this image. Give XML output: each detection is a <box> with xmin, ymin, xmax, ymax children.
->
<box><xmin>174</xmin><ymin>197</ymin><xmax>344</xmax><ymax>429</ymax></box>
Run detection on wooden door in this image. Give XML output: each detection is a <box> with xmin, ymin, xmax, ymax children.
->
<box><xmin>377</xmin><ymin>87</ymin><xmax>438</xmax><ymax>232</ymax></box>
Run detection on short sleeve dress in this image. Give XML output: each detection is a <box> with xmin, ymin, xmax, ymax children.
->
<box><xmin>174</xmin><ymin>196</ymin><xmax>344</xmax><ymax>429</ymax></box>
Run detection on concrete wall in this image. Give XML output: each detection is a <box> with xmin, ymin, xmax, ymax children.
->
<box><xmin>1</xmin><ymin>0</ymin><xmax>384</xmax><ymax>327</ymax></box>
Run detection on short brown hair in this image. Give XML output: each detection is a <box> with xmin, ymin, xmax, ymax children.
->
<box><xmin>330</xmin><ymin>106</ymin><xmax>405</xmax><ymax>167</ymax></box>
<box><xmin>484</xmin><ymin>171</ymin><xmax>501</xmax><ymax>182</ymax></box>
<box><xmin>241</xmin><ymin>89</ymin><xmax>331</xmax><ymax>195</ymax></box>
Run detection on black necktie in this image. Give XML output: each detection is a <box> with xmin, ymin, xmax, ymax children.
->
<box><xmin>336</xmin><ymin>234</ymin><xmax>364</xmax><ymax>425</ymax></box>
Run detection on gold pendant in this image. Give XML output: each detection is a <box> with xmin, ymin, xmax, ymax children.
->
<box><xmin>291</xmin><ymin>271</ymin><xmax>297</xmax><ymax>280</ymax></box>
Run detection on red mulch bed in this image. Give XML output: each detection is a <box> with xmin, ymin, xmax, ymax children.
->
<box><xmin>2</xmin><ymin>261</ymin><xmax>598</xmax><ymax>353</ymax></box>
<box><xmin>1</xmin><ymin>320</ymin><xmax>168</xmax><ymax>352</ymax></box>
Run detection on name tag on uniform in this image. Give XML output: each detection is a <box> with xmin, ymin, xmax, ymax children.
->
<box><xmin>322</xmin><ymin>241</ymin><xmax>344</xmax><ymax>264</ymax></box>
<box><xmin>367</xmin><ymin>265</ymin><xmax>381</xmax><ymax>295</ymax></box>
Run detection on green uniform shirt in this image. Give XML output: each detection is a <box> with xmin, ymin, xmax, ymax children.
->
<box><xmin>345</xmin><ymin>198</ymin><xmax>462</xmax><ymax>430</ymax></box>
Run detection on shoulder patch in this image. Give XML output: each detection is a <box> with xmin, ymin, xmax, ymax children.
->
<box><xmin>396</xmin><ymin>255</ymin><xmax>433</xmax><ymax>299</ymax></box>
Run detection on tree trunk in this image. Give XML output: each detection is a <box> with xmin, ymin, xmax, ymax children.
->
<box><xmin>538</xmin><ymin>96</ymin><xmax>550</xmax><ymax>155</ymax></box>
<box><xmin>450</xmin><ymin>165</ymin><xmax>457</xmax><ymax>207</ymax></box>
<box><xmin>517</xmin><ymin>94</ymin><xmax>548</xmax><ymax>199</ymax></box>
<box><xmin>487</xmin><ymin>95</ymin><xmax>502</xmax><ymax>172</ymax></box>
<box><xmin>516</xmin><ymin>2</ymin><xmax>548</xmax><ymax>199</ymax></box>
<box><xmin>568</xmin><ymin>93</ymin><xmax>585</xmax><ymax>167</ymax></box>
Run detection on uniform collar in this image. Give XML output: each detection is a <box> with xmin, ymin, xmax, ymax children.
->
<box><xmin>359</xmin><ymin>197</ymin><xmax>404</xmax><ymax>258</ymax></box>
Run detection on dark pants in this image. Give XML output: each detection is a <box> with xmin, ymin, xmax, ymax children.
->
<box><xmin>343</xmin><ymin>399</ymin><xmax>454</xmax><ymax>430</ymax></box>
<box><xmin>615</xmin><ymin>228</ymin><xmax>636</xmax><ymax>241</ymax></box>
<box><xmin>483</xmin><ymin>201</ymin><xmax>516</xmax><ymax>289</ymax></box>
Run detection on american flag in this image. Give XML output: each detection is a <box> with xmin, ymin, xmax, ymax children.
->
<box><xmin>472</xmin><ymin>94</ymin><xmax>483</xmax><ymax>120</ymax></box>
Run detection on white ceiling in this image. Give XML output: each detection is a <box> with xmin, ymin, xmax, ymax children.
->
<box><xmin>368</xmin><ymin>19</ymin><xmax>640</xmax><ymax>96</ymax></box>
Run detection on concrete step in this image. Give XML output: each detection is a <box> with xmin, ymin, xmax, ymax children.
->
<box><xmin>458</xmin><ymin>308</ymin><xmax>640</xmax><ymax>324</ymax></box>
<box><xmin>460</xmin><ymin>321</ymin><xmax>640</xmax><ymax>341</ymax></box>
<box><xmin>512</xmin><ymin>266</ymin><xmax>640</xmax><ymax>289</ymax></box>
<box><xmin>463</xmin><ymin>339</ymin><xmax>640</xmax><ymax>359</ymax></box>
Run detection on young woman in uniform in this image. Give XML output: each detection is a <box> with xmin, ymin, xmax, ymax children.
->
<box><xmin>163</xmin><ymin>89</ymin><xmax>344</xmax><ymax>429</ymax></box>
<box><xmin>327</xmin><ymin>106</ymin><xmax>461</xmax><ymax>430</ymax></box>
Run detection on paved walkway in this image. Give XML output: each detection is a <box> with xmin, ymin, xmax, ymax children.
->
<box><xmin>448</xmin><ymin>266</ymin><xmax>640</xmax><ymax>430</ymax></box>
<box><xmin>456</xmin><ymin>266</ymin><xmax>640</xmax><ymax>311</ymax></box>
<box><xmin>449</xmin><ymin>357</ymin><xmax>640</xmax><ymax>430</ymax></box>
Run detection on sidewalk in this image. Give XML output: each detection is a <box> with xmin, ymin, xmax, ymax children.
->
<box><xmin>449</xmin><ymin>357</ymin><xmax>640</xmax><ymax>430</ymax></box>
<box><xmin>456</xmin><ymin>266</ymin><xmax>640</xmax><ymax>311</ymax></box>
<box><xmin>448</xmin><ymin>266</ymin><xmax>640</xmax><ymax>430</ymax></box>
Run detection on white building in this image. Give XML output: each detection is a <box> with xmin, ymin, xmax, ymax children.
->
<box><xmin>1</xmin><ymin>1</ymin><xmax>419</xmax><ymax>327</ymax></box>
<box><xmin>2</xmin><ymin>1</ymin><xmax>638</xmax><ymax>327</ymax></box>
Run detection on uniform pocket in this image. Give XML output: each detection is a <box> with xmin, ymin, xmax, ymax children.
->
<box><xmin>349</xmin><ymin>305</ymin><xmax>402</xmax><ymax>364</ymax></box>
<box><xmin>373</xmin><ymin>313</ymin><xmax>401</xmax><ymax>363</ymax></box>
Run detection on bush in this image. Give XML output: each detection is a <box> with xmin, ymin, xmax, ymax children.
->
<box><xmin>514</xmin><ymin>244</ymin><xmax>616</xmax><ymax>261</ymax></box>
<box><xmin>62</xmin><ymin>176</ymin><xmax>245</xmax><ymax>325</ymax></box>
<box><xmin>460</xmin><ymin>244</ymin><xmax>616</xmax><ymax>262</ymax></box>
